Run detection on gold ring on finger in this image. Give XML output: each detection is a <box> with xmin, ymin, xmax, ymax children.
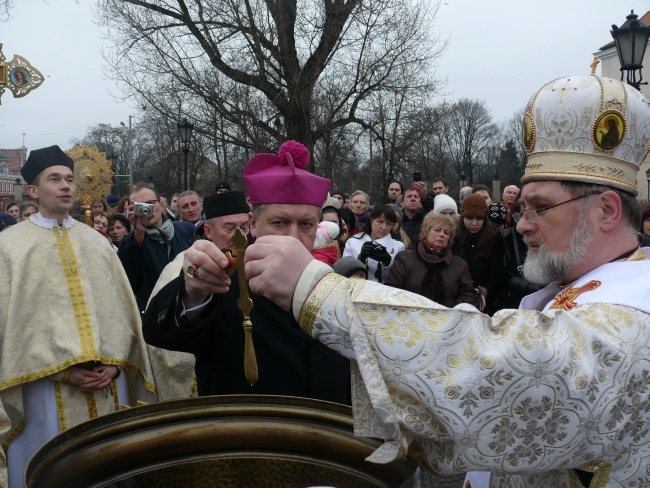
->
<box><xmin>187</xmin><ymin>264</ymin><xmax>199</xmax><ymax>278</ymax></box>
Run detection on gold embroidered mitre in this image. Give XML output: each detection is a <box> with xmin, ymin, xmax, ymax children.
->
<box><xmin>521</xmin><ymin>75</ymin><xmax>650</xmax><ymax>196</ymax></box>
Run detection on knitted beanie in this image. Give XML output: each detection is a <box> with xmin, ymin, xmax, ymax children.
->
<box><xmin>487</xmin><ymin>203</ymin><xmax>507</xmax><ymax>225</ymax></box>
<box><xmin>461</xmin><ymin>194</ymin><xmax>488</xmax><ymax>218</ymax></box>
<box><xmin>388</xmin><ymin>203</ymin><xmax>403</xmax><ymax>220</ymax></box>
<box><xmin>333</xmin><ymin>256</ymin><xmax>368</xmax><ymax>279</ymax></box>
<box><xmin>433</xmin><ymin>194</ymin><xmax>458</xmax><ymax>215</ymax></box>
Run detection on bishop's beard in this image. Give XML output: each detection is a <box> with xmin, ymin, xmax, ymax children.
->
<box><xmin>522</xmin><ymin>207</ymin><xmax>593</xmax><ymax>285</ymax></box>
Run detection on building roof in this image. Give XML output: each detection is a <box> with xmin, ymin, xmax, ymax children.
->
<box><xmin>0</xmin><ymin>148</ymin><xmax>27</xmax><ymax>173</ymax></box>
<box><xmin>598</xmin><ymin>10</ymin><xmax>650</xmax><ymax>51</ymax></box>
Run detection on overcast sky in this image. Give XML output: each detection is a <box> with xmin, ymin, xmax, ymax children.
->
<box><xmin>0</xmin><ymin>1</ymin><xmax>644</xmax><ymax>153</ymax></box>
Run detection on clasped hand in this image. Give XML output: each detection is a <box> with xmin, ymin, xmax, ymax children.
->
<box><xmin>67</xmin><ymin>364</ymin><xmax>119</xmax><ymax>392</ymax></box>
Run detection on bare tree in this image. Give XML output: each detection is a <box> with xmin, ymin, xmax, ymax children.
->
<box><xmin>404</xmin><ymin>103</ymin><xmax>450</xmax><ymax>182</ymax></box>
<box><xmin>0</xmin><ymin>0</ymin><xmax>12</xmax><ymax>21</ymax></box>
<box><xmin>503</xmin><ymin>107</ymin><xmax>528</xmax><ymax>171</ymax></box>
<box><xmin>440</xmin><ymin>99</ymin><xmax>499</xmax><ymax>185</ymax></box>
<box><xmin>96</xmin><ymin>0</ymin><xmax>446</xmax><ymax>170</ymax></box>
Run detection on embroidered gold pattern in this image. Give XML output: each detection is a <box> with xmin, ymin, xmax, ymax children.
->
<box><xmin>550</xmin><ymin>280</ymin><xmax>601</xmax><ymax>311</ymax></box>
<box><xmin>522</xmin><ymin>112</ymin><xmax>535</xmax><ymax>153</ymax></box>
<box><xmin>622</xmin><ymin>247</ymin><xmax>648</xmax><ymax>262</ymax></box>
<box><xmin>607</xmin><ymin>167</ymin><xmax>624</xmax><ymax>176</ymax></box>
<box><xmin>524</xmin><ymin>169</ymin><xmax>634</xmax><ymax>189</ymax></box>
<box><xmin>574</xmin><ymin>163</ymin><xmax>597</xmax><ymax>172</ymax></box>
<box><xmin>302</xmin><ymin>265</ymin><xmax>650</xmax><ymax>484</ymax></box>
<box><xmin>299</xmin><ymin>273</ymin><xmax>344</xmax><ymax>335</ymax></box>
<box><xmin>110</xmin><ymin>381</ymin><xmax>119</xmax><ymax>411</ymax></box>
<box><xmin>55</xmin><ymin>381</ymin><xmax>66</xmax><ymax>431</ymax></box>
<box><xmin>526</xmin><ymin>161</ymin><xmax>542</xmax><ymax>171</ymax></box>
<box><xmin>53</xmin><ymin>227</ymin><xmax>97</xmax><ymax>358</ymax></box>
<box><xmin>86</xmin><ymin>391</ymin><xmax>98</xmax><ymax>419</ymax></box>
<box><xmin>575</xmin><ymin>460</ymin><xmax>612</xmax><ymax>488</ymax></box>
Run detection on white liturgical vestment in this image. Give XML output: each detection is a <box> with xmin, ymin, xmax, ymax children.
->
<box><xmin>291</xmin><ymin>248</ymin><xmax>650</xmax><ymax>487</ymax></box>
<box><xmin>0</xmin><ymin>215</ymin><xmax>157</xmax><ymax>487</ymax></box>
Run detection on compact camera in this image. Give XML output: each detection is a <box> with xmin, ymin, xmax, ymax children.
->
<box><xmin>413</xmin><ymin>171</ymin><xmax>423</xmax><ymax>182</ymax></box>
<box><xmin>133</xmin><ymin>202</ymin><xmax>155</xmax><ymax>217</ymax></box>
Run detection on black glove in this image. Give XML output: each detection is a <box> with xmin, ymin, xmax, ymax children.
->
<box><xmin>369</xmin><ymin>244</ymin><xmax>391</xmax><ymax>267</ymax></box>
<box><xmin>357</xmin><ymin>241</ymin><xmax>375</xmax><ymax>263</ymax></box>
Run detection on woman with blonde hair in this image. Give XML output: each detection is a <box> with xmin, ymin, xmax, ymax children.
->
<box><xmin>90</xmin><ymin>198</ymin><xmax>114</xmax><ymax>216</ymax></box>
<box><xmin>389</xmin><ymin>205</ymin><xmax>412</xmax><ymax>250</ymax></box>
<box><xmin>385</xmin><ymin>213</ymin><xmax>475</xmax><ymax>307</ymax></box>
<box><xmin>19</xmin><ymin>201</ymin><xmax>39</xmax><ymax>221</ymax></box>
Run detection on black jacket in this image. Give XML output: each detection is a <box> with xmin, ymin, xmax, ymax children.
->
<box><xmin>401</xmin><ymin>195</ymin><xmax>434</xmax><ymax>244</ymax></box>
<box><xmin>118</xmin><ymin>220</ymin><xmax>195</xmax><ymax>311</ymax></box>
<box><xmin>488</xmin><ymin>227</ymin><xmax>544</xmax><ymax>314</ymax></box>
<box><xmin>142</xmin><ymin>272</ymin><xmax>351</xmax><ymax>404</ymax></box>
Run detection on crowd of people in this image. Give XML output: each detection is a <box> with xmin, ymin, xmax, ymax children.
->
<box><xmin>0</xmin><ymin>73</ymin><xmax>650</xmax><ymax>487</ymax></box>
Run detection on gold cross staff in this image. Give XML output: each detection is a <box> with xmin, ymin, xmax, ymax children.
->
<box><xmin>227</xmin><ymin>229</ymin><xmax>258</xmax><ymax>385</ymax></box>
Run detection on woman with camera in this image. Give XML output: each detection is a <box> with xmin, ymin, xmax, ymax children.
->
<box><xmin>385</xmin><ymin>213</ymin><xmax>476</xmax><ymax>307</ymax></box>
<box><xmin>343</xmin><ymin>204</ymin><xmax>404</xmax><ymax>283</ymax></box>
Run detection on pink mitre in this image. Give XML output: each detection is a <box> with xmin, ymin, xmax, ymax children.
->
<box><xmin>244</xmin><ymin>140</ymin><xmax>331</xmax><ymax>206</ymax></box>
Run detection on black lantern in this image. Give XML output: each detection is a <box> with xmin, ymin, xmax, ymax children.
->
<box><xmin>611</xmin><ymin>10</ymin><xmax>650</xmax><ymax>90</ymax></box>
<box><xmin>177</xmin><ymin>118</ymin><xmax>194</xmax><ymax>191</ymax></box>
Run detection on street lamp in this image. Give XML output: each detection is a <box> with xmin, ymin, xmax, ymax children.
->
<box><xmin>177</xmin><ymin>118</ymin><xmax>194</xmax><ymax>191</ymax></box>
<box><xmin>120</xmin><ymin>116</ymin><xmax>134</xmax><ymax>191</ymax></box>
<box><xmin>107</xmin><ymin>153</ymin><xmax>119</xmax><ymax>195</ymax></box>
<box><xmin>611</xmin><ymin>10</ymin><xmax>650</xmax><ymax>91</ymax></box>
<box><xmin>13</xmin><ymin>178</ymin><xmax>23</xmax><ymax>203</ymax></box>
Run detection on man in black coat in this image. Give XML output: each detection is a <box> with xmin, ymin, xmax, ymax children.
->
<box><xmin>401</xmin><ymin>182</ymin><xmax>434</xmax><ymax>244</ymax></box>
<box><xmin>118</xmin><ymin>184</ymin><xmax>195</xmax><ymax>312</ymax></box>
<box><xmin>143</xmin><ymin>145</ymin><xmax>350</xmax><ymax>404</ymax></box>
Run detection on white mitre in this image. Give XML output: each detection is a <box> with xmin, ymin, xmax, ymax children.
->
<box><xmin>521</xmin><ymin>75</ymin><xmax>650</xmax><ymax>195</ymax></box>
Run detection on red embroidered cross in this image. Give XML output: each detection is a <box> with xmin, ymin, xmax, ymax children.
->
<box><xmin>550</xmin><ymin>280</ymin><xmax>601</xmax><ymax>311</ymax></box>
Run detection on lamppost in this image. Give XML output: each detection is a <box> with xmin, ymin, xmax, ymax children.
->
<box><xmin>120</xmin><ymin>116</ymin><xmax>135</xmax><ymax>191</ymax></box>
<box><xmin>107</xmin><ymin>153</ymin><xmax>118</xmax><ymax>195</ymax></box>
<box><xmin>177</xmin><ymin>118</ymin><xmax>194</xmax><ymax>191</ymax></box>
<box><xmin>611</xmin><ymin>10</ymin><xmax>650</xmax><ymax>91</ymax></box>
<box><xmin>13</xmin><ymin>178</ymin><xmax>23</xmax><ymax>203</ymax></box>
<box><xmin>492</xmin><ymin>171</ymin><xmax>500</xmax><ymax>204</ymax></box>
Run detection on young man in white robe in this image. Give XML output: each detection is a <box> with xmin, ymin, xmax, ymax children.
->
<box><xmin>0</xmin><ymin>146</ymin><xmax>156</xmax><ymax>487</ymax></box>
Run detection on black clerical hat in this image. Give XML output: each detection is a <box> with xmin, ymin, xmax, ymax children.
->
<box><xmin>21</xmin><ymin>145</ymin><xmax>74</xmax><ymax>185</ymax></box>
<box><xmin>204</xmin><ymin>191</ymin><xmax>249</xmax><ymax>219</ymax></box>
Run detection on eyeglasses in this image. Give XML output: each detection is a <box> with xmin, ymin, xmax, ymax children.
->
<box><xmin>521</xmin><ymin>190</ymin><xmax>602</xmax><ymax>224</ymax></box>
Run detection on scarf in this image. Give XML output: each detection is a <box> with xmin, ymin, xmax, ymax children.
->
<box><xmin>146</xmin><ymin>218</ymin><xmax>175</xmax><ymax>244</ymax></box>
<box><xmin>419</xmin><ymin>242</ymin><xmax>447</xmax><ymax>304</ymax></box>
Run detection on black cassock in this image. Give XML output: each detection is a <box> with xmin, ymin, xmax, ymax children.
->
<box><xmin>143</xmin><ymin>271</ymin><xmax>350</xmax><ymax>404</ymax></box>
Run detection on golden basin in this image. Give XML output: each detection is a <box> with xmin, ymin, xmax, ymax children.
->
<box><xmin>26</xmin><ymin>395</ymin><xmax>418</xmax><ymax>487</ymax></box>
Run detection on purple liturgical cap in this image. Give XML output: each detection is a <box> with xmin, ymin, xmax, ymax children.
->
<box><xmin>244</xmin><ymin>140</ymin><xmax>330</xmax><ymax>207</ymax></box>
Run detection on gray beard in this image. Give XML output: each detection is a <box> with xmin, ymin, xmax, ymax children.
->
<box><xmin>522</xmin><ymin>209</ymin><xmax>593</xmax><ymax>285</ymax></box>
